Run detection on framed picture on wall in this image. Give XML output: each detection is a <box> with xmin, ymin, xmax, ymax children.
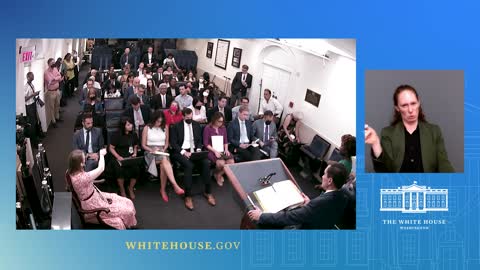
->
<box><xmin>206</xmin><ymin>42</ymin><xmax>213</xmax><ymax>58</ymax></box>
<box><xmin>305</xmin><ymin>89</ymin><xmax>321</xmax><ymax>107</ymax></box>
<box><xmin>214</xmin><ymin>39</ymin><xmax>230</xmax><ymax>70</ymax></box>
<box><xmin>232</xmin><ymin>47</ymin><xmax>242</xmax><ymax>68</ymax></box>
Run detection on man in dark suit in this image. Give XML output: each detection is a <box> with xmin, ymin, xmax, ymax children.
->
<box><xmin>72</xmin><ymin>113</ymin><xmax>104</xmax><ymax>172</ymax></box>
<box><xmin>252</xmin><ymin>110</ymin><xmax>278</xmax><ymax>158</ymax></box>
<box><xmin>207</xmin><ymin>96</ymin><xmax>232</xmax><ymax>123</ymax></box>
<box><xmin>142</xmin><ymin>46</ymin><xmax>158</xmax><ymax>70</ymax></box>
<box><xmin>152</xmin><ymin>66</ymin><xmax>164</xmax><ymax>87</ymax></box>
<box><xmin>227</xmin><ymin>105</ymin><xmax>262</xmax><ymax>161</ymax></box>
<box><xmin>124</xmin><ymin>77</ymin><xmax>140</xmax><ymax>106</ymax></box>
<box><xmin>150</xmin><ymin>83</ymin><xmax>173</xmax><ymax>111</ymax></box>
<box><xmin>102</xmin><ymin>73</ymin><xmax>121</xmax><ymax>93</ymax></box>
<box><xmin>170</xmin><ymin>108</ymin><xmax>214</xmax><ymax>210</ymax></box>
<box><xmin>248</xmin><ymin>162</ymin><xmax>349</xmax><ymax>229</ymax></box>
<box><xmin>120</xmin><ymin>47</ymin><xmax>134</xmax><ymax>68</ymax></box>
<box><xmin>122</xmin><ymin>96</ymin><xmax>151</xmax><ymax>134</ymax></box>
<box><xmin>167</xmin><ymin>77</ymin><xmax>178</xmax><ymax>98</ymax></box>
<box><xmin>230</xmin><ymin>64</ymin><xmax>253</xmax><ymax>107</ymax></box>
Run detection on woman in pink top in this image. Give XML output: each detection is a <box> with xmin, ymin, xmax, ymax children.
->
<box><xmin>164</xmin><ymin>101</ymin><xmax>183</xmax><ymax>126</ymax></box>
<box><xmin>67</xmin><ymin>149</ymin><xmax>137</xmax><ymax>229</ymax></box>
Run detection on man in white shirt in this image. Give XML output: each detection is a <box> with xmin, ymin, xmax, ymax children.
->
<box><xmin>169</xmin><ymin>108</ymin><xmax>214</xmax><ymax>210</ymax></box>
<box><xmin>258</xmin><ymin>89</ymin><xmax>283</xmax><ymax>124</ymax></box>
<box><xmin>24</xmin><ymin>72</ymin><xmax>41</xmax><ymax>145</ymax></box>
<box><xmin>151</xmin><ymin>83</ymin><xmax>173</xmax><ymax>110</ymax></box>
<box><xmin>174</xmin><ymin>85</ymin><xmax>193</xmax><ymax>110</ymax></box>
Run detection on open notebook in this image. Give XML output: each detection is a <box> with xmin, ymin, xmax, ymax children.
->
<box><xmin>253</xmin><ymin>180</ymin><xmax>304</xmax><ymax>213</ymax></box>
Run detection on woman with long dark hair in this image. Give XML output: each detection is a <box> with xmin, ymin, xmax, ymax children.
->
<box><xmin>109</xmin><ymin>117</ymin><xmax>141</xmax><ymax>199</ymax></box>
<box><xmin>142</xmin><ymin>111</ymin><xmax>184</xmax><ymax>202</ymax></box>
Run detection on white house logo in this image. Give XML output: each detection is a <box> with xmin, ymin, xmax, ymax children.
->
<box><xmin>380</xmin><ymin>181</ymin><xmax>448</xmax><ymax>213</ymax></box>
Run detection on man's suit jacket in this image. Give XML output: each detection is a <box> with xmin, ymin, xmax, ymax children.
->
<box><xmin>102</xmin><ymin>79</ymin><xmax>121</xmax><ymax>91</ymax></box>
<box><xmin>166</xmin><ymin>86</ymin><xmax>178</xmax><ymax>98</ymax></box>
<box><xmin>120</xmin><ymin>53</ymin><xmax>134</xmax><ymax>68</ymax></box>
<box><xmin>372</xmin><ymin>121</ymin><xmax>455</xmax><ymax>172</ymax></box>
<box><xmin>72</xmin><ymin>127</ymin><xmax>104</xmax><ymax>154</ymax></box>
<box><xmin>122</xmin><ymin>105</ymin><xmax>151</xmax><ymax>125</ymax></box>
<box><xmin>231</xmin><ymin>72</ymin><xmax>253</xmax><ymax>94</ymax></box>
<box><xmin>227</xmin><ymin>118</ymin><xmax>255</xmax><ymax>148</ymax></box>
<box><xmin>258</xmin><ymin>190</ymin><xmax>348</xmax><ymax>229</ymax></box>
<box><xmin>142</xmin><ymin>53</ymin><xmax>158</xmax><ymax>67</ymax></box>
<box><xmin>207</xmin><ymin>106</ymin><xmax>232</xmax><ymax>122</ymax></box>
<box><xmin>252</xmin><ymin>119</ymin><xmax>277</xmax><ymax>142</ymax></box>
<box><xmin>152</xmin><ymin>72</ymin><xmax>164</xmax><ymax>86</ymax></box>
<box><xmin>124</xmin><ymin>86</ymin><xmax>135</xmax><ymax>103</ymax></box>
<box><xmin>150</xmin><ymin>94</ymin><xmax>173</xmax><ymax>110</ymax></box>
<box><xmin>169</xmin><ymin>120</ymin><xmax>204</xmax><ymax>154</ymax></box>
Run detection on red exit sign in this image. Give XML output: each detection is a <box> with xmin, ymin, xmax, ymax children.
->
<box><xmin>22</xmin><ymin>51</ymin><xmax>33</xmax><ymax>62</ymax></box>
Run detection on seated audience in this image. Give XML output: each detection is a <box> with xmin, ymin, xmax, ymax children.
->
<box><xmin>232</xmin><ymin>96</ymin><xmax>254</xmax><ymax>121</ymax></box>
<box><xmin>108</xmin><ymin>117</ymin><xmax>141</xmax><ymax>199</ymax></box>
<box><xmin>207</xmin><ymin>96</ymin><xmax>232</xmax><ymax>123</ymax></box>
<box><xmin>198</xmin><ymin>75</ymin><xmax>206</xmax><ymax>90</ymax></box>
<box><xmin>169</xmin><ymin>108</ymin><xmax>214</xmax><ymax>210</ymax></box>
<box><xmin>248</xmin><ymin>162</ymin><xmax>348</xmax><ymax>229</ymax></box>
<box><xmin>122</xmin><ymin>96</ymin><xmax>151</xmax><ymax>134</ymax></box>
<box><xmin>258</xmin><ymin>89</ymin><xmax>283</xmax><ymax>123</ymax></box>
<box><xmin>82</xmin><ymin>75</ymin><xmax>101</xmax><ymax>90</ymax></box>
<box><xmin>227</xmin><ymin>105</ymin><xmax>262</xmax><ymax>161</ymax></box>
<box><xmin>203</xmin><ymin>112</ymin><xmax>234</xmax><ymax>186</ymax></box>
<box><xmin>167</xmin><ymin>77</ymin><xmax>178</xmax><ymax>97</ymax></box>
<box><xmin>185</xmin><ymin>70</ymin><xmax>196</xmax><ymax>83</ymax></box>
<box><xmin>121</xmin><ymin>74</ymin><xmax>134</xmax><ymax>96</ymax></box>
<box><xmin>80</xmin><ymin>78</ymin><xmax>102</xmax><ymax>106</ymax></box>
<box><xmin>72</xmin><ymin>113</ymin><xmax>104</xmax><ymax>172</ymax></box>
<box><xmin>145</xmin><ymin>78</ymin><xmax>157</xmax><ymax>98</ymax></box>
<box><xmin>104</xmin><ymin>84</ymin><xmax>122</xmax><ymax>98</ymax></box>
<box><xmin>188</xmin><ymin>97</ymin><xmax>207</xmax><ymax>124</ymax></box>
<box><xmin>153</xmin><ymin>66</ymin><xmax>164</xmax><ymax>87</ymax></box>
<box><xmin>67</xmin><ymin>149</ymin><xmax>137</xmax><ymax>230</ymax></box>
<box><xmin>200</xmin><ymin>88</ymin><xmax>214</xmax><ymax>110</ymax></box>
<box><xmin>102</xmin><ymin>72</ymin><xmax>121</xmax><ymax>94</ymax></box>
<box><xmin>150</xmin><ymin>83</ymin><xmax>173</xmax><ymax>111</ymax></box>
<box><xmin>174</xmin><ymin>84</ymin><xmax>193</xmax><ymax>110</ymax></box>
<box><xmin>124</xmin><ymin>77</ymin><xmax>140</xmax><ymax>105</ymax></box>
<box><xmin>82</xmin><ymin>87</ymin><xmax>103</xmax><ymax>112</ymax></box>
<box><xmin>135</xmin><ymin>84</ymin><xmax>150</xmax><ymax>107</ymax></box>
<box><xmin>164</xmin><ymin>101</ymin><xmax>183</xmax><ymax>126</ymax></box>
<box><xmin>142</xmin><ymin>111</ymin><xmax>184</xmax><ymax>202</ymax></box>
<box><xmin>252</xmin><ymin>110</ymin><xmax>278</xmax><ymax>158</ymax></box>
<box><xmin>163</xmin><ymin>66</ymin><xmax>174</xmax><ymax>77</ymax></box>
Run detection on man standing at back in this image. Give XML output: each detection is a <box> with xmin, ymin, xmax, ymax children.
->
<box><xmin>44</xmin><ymin>58</ymin><xmax>63</xmax><ymax>128</ymax></box>
<box><xmin>230</xmin><ymin>64</ymin><xmax>252</xmax><ymax>107</ymax></box>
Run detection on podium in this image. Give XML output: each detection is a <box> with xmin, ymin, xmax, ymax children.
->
<box><xmin>224</xmin><ymin>158</ymin><xmax>302</xmax><ymax>229</ymax></box>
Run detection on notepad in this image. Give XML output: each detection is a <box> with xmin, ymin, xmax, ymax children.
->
<box><xmin>253</xmin><ymin>180</ymin><xmax>304</xmax><ymax>213</ymax></box>
<box><xmin>212</xmin><ymin>135</ymin><xmax>224</xmax><ymax>153</ymax></box>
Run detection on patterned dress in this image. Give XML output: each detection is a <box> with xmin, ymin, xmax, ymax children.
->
<box><xmin>70</xmin><ymin>171</ymin><xmax>137</xmax><ymax>229</ymax></box>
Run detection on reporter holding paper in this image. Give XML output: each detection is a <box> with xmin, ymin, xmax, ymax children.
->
<box><xmin>142</xmin><ymin>111</ymin><xmax>184</xmax><ymax>202</ymax></box>
<box><xmin>248</xmin><ymin>163</ymin><xmax>348</xmax><ymax>229</ymax></box>
<box><xmin>203</xmin><ymin>112</ymin><xmax>235</xmax><ymax>187</ymax></box>
<box><xmin>109</xmin><ymin>117</ymin><xmax>140</xmax><ymax>200</ymax></box>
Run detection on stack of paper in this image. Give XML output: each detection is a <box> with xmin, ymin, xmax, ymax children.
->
<box><xmin>253</xmin><ymin>180</ymin><xmax>304</xmax><ymax>213</ymax></box>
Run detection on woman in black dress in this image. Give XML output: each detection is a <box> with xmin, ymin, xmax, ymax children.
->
<box><xmin>109</xmin><ymin>117</ymin><xmax>141</xmax><ymax>200</ymax></box>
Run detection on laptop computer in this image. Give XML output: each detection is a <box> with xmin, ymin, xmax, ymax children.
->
<box><xmin>117</xmin><ymin>156</ymin><xmax>144</xmax><ymax>167</ymax></box>
<box><xmin>189</xmin><ymin>151</ymin><xmax>209</xmax><ymax>161</ymax></box>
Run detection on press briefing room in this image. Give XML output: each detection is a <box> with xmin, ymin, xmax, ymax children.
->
<box><xmin>15</xmin><ymin>38</ymin><xmax>356</xmax><ymax>230</ymax></box>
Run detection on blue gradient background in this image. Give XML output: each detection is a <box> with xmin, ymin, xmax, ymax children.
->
<box><xmin>4</xmin><ymin>0</ymin><xmax>480</xmax><ymax>269</ymax></box>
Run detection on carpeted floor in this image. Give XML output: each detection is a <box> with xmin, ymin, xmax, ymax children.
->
<box><xmin>41</xmin><ymin>64</ymin><xmax>321</xmax><ymax>229</ymax></box>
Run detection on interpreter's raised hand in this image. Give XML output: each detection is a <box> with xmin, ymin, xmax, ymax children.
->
<box><xmin>99</xmin><ymin>148</ymin><xmax>107</xmax><ymax>157</ymax></box>
<box><xmin>364</xmin><ymin>124</ymin><xmax>379</xmax><ymax>146</ymax></box>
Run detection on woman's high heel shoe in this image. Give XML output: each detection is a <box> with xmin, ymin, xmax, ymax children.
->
<box><xmin>174</xmin><ymin>187</ymin><xmax>185</xmax><ymax>196</ymax></box>
<box><xmin>161</xmin><ymin>191</ymin><xmax>169</xmax><ymax>202</ymax></box>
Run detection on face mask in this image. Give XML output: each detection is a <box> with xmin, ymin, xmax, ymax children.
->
<box><xmin>184</xmin><ymin>119</ymin><xmax>192</xmax><ymax>124</ymax></box>
<box><xmin>203</xmin><ymin>91</ymin><xmax>209</xmax><ymax>97</ymax></box>
<box><xmin>265</xmin><ymin>120</ymin><xmax>272</xmax><ymax>125</ymax></box>
<box><xmin>50</xmin><ymin>64</ymin><xmax>56</xmax><ymax>68</ymax></box>
<box><xmin>89</xmin><ymin>95</ymin><xmax>96</xmax><ymax>99</ymax></box>
<box><xmin>170</xmin><ymin>105</ymin><xmax>178</xmax><ymax>112</ymax></box>
<box><xmin>195</xmin><ymin>105</ymin><xmax>202</xmax><ymax>110</ymax></box>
